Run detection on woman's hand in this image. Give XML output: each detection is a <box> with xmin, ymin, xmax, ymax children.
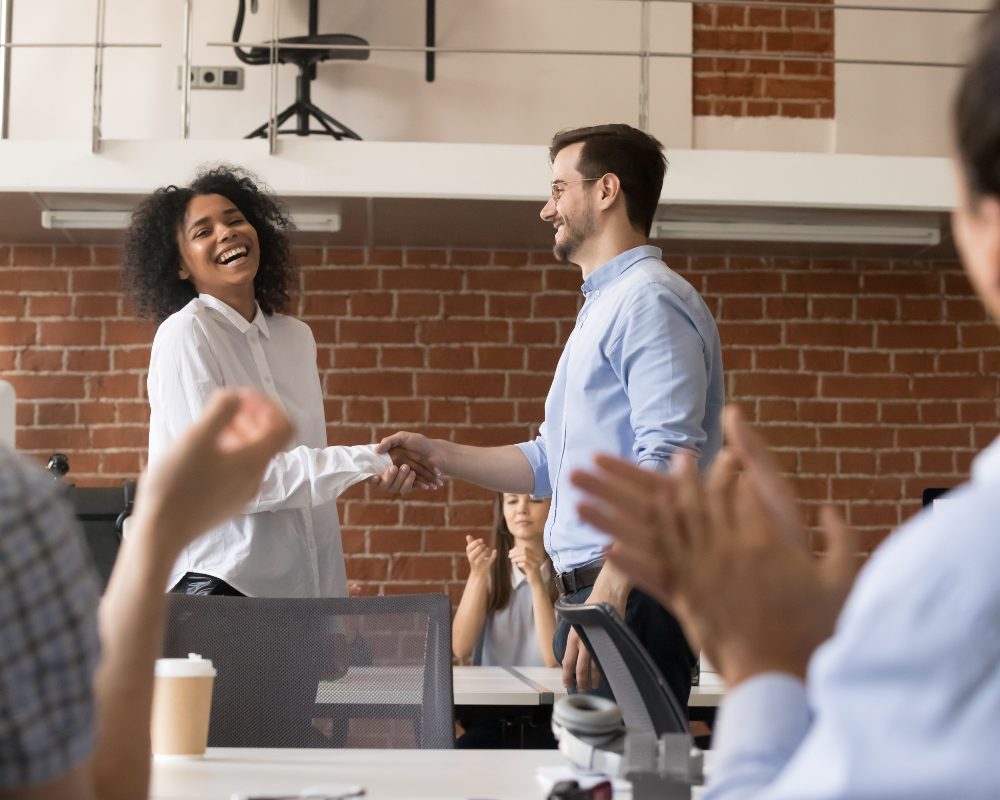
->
<box><xmin>510</xmin><ymin>544</ymin><xmax>546</xmax><ymax>587</ymax></box>
<box><xmin>465</xmin><ymin>535</ymin><xmax>496</xmax><ymax>582</ymax></box>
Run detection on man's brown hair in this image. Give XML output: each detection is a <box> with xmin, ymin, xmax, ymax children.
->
<box><xmin>549</xmin><ymin>124</ymin><xmax>667</xmax><ymax>236</ymax></box>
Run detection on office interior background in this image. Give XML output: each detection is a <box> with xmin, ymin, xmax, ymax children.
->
<box><xmin>0</xmin><ymin>0</ymin><xmax>989</xmax><ymax>601</ymax></box>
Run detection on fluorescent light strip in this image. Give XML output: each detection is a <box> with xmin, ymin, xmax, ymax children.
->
<box><xmin>41</xmin><ymin>210</ymin><xmax>341</xmax><ymax>233</ymax></box>
<box><xmin>651</xmin><ymin>220</ymin><xmax>940</xmax><ymax>246</ymax></box>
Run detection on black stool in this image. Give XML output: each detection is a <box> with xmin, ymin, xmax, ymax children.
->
<box><xmin>233</xmin><ymin>0</ymin><xmax>369</xmax><ymax>140</ymax></box>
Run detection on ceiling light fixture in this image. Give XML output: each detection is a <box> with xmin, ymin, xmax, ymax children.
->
<box><xmin>41</xmin><ymin>210</ymin><xmax>342</xmax><ymax>233</ymax></box>
<box><xmin>650</xmin><ymin>220</ymin><xmax>940</xmax><ymax>246</ymax></box>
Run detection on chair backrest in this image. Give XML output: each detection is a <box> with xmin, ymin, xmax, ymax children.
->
<box><xmin>555</xmin><ymin>599</ymin><xmax>688</xmax><ymax>737</ymax></box>
<box><xmin>163</xmin><ymin>593</ymin><xmax>454</xmax><ymax>749</ymax></box>
<box><xmin>66</xmin><ymin>485</ymin><xmax>124</xmax><ymax>591</ymax></box>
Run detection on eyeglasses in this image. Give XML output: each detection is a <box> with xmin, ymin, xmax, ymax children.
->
<box><xmin>550</xmin><ymin>178</ymin><xmax>599</xmax><ymax>201</ymax></box>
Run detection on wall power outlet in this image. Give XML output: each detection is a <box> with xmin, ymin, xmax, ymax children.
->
<box><xmin>177</xmin><ymin>66</ymin><xmax>245</xmax><ymax>90</ymax></box>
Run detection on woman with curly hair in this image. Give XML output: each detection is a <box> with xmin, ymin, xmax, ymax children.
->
<box><xmin>122</xmin><ymin>165</ymin><xmax>438</xmax><ymax>598</ymax></box>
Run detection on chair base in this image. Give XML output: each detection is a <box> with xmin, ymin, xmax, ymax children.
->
<box><xmin>246</xmin><ymin>99</ymin><xmax>361</xmax><ymax>141</ymax></box>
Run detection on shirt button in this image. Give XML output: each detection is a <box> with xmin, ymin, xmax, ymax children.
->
<box><xmin>581</xmin><ymin>313</ymin><xmax>588</xmax><ymax>323</ymax></box>
<box><xmin>264</xmin><ymin>376</ymin><xmax>272</xmax><ymax>384</ymax></box>
<box><xmin>594</xmin><ymin>290</ymin><xmax>600</xmax><ymax>298</ymax></box>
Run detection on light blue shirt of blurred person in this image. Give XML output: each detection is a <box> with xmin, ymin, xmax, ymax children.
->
<box><xmin>706</xmin><ymin>435</ymin><xmax>1000</xmax><ymax>800</ymax></box>
<box><xmin>516</xmin><ymin>245</ymin><xmax>724</xmax><ymax>573</ymax></box>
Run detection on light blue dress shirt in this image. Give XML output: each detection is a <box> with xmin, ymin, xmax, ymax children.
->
<box><xmin>707</xmin><ymin>434</ymin><xmax>1000</xmax><ymax>799</ymax></box>
<box><xmin>516</xmin><ymin>246</ymin><xmax>724</xmax><ymax>573</ymax></box>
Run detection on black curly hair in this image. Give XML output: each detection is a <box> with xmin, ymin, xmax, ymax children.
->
<box><xmin>120</xmin><ymin>164</ymin><xmax>294</xmax><ymax>323</ymax></box>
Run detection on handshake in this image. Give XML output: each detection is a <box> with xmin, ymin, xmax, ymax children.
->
<box><xmin>369</xmin><ymin>431</ymin><xmax>447</xmax><ymax>496</ymax></box>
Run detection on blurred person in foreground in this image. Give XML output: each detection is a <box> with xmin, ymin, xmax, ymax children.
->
<box><xmin>0</xmin><ymin>389</ymin><xmax>291</xmax><ymax>800</ymax></box>
<box><xmin>569</xmin><ymin>7</ymin><xmax>1000</xmax><ymax>796</ymax></box>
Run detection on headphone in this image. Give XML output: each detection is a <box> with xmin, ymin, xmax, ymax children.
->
<box><xmin>551</xmin><ymin>694</ymin><xmax>626</xmax><ymax>777</ymax></box>
<box><xmin>550</xmin><ymin>695</ymin><xmax>704</xmax><ymax>797</ymax></box>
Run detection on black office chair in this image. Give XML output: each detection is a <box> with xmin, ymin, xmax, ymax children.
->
<box><xmin>555</xmin><ymin>599</ymin><xmax>688</xmax><ymax>737</ymax></box>
<box><xmin>163</xmin><ymin>593</ymin><xmax>454</xmax><ymax>749</ymax></box>
<box><xmin>233</xmin><ymin>0</ymin><xmax>369</xmax><ymax>140</ymax></box>
<box><xmin>51</xmin><ymin>453</ymin><xmax>136</xmax><ymax>592</ymax></box>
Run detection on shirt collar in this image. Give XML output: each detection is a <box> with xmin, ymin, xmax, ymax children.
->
<box><xmin>581</xmin><ymin>245</ymin><xmax>662</xmax><ymax>296</ymax></box>
<box><xmin>198</xmin><ymin>293</ymin><xmax>270</xmax><ymax>339</ymax></box>
<box><xmin>972</xmin><ymin>433</ymin><xmax>1000</xmax><ymax>484</ymax></box>
<box><xmin>512</xmin><ymin>563</ymin><xmax>526</xmax><ymax>589</ymax></box>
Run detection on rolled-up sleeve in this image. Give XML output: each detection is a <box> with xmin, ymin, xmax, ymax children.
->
<box><xmin>706</xmin><ymin>674</ymin><xmax>812</xmax><ymax>800</ymax></box>
<box><xmin>611</xmin><ymin>286</ymin><xmax>710</xmax><ymax>471</ymax></box>
<box><xmin>516</xmin><ymin>420</ymin><xmax>552</xmax><ymax>498</ymax></box>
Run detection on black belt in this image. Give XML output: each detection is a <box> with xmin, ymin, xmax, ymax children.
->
<box><xmin>555</xmin><ymin>559</ymin><xmax>605</xmax><ymax>596</ymax></box>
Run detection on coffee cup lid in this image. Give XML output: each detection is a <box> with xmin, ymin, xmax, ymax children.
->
<box><xmin>155</xmin><ymin>653</ymin><xmax>217</xmax><ymax>677</ymax></box>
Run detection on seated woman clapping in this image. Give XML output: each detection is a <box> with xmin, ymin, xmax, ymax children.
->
<box><xmin>453</xmin><ymin>493</ymin><xmax>558</xmax><ymax>667</ymax></box>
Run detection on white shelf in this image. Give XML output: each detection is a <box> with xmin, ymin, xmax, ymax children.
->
<box><xmin>0</xmin><ymin>139</ymin><xmax>957</xmax><ymax>212</ymax></box>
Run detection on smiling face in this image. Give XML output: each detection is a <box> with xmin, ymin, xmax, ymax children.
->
<box><xmin>502</xmin><ymin>494</ymin><xmax>551</xmax><ymax>544</ymax></box>
<box><xmin>540</xmin><ymin>142</ymin><xmax>597</xmax><ymax>264</ymax></box>
<box><xmin>176</xmin><ymin>193</ymin><xmax>261</xmax><ymax>307</ymax></box>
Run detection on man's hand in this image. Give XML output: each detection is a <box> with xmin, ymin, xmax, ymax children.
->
<box><xmin>562</xmin><ymin>628</ymin><xmax>601</xmax><ymax>693</ymax></box>
<box><xmin>559</xmin><ymin>558</ymin><xmax>632</xmax><ymax>693</ymax></box>
<box><xmin>370</xmin><ymin>432</ymin><xmax>445</xmax><ymax>493</ymax></box>
<box><xmin>368</xmin><ymin>446</ymin><xmax>442</xmax><ymax>495</ymax></box>
<box><xmin>570</xmin><ymin>406</ymin><xmax>860</xmax><ymax>688</ymax></box>
<box><xmin>131</xmin><ymin>388</ymin><xmax>292</xmax><ymax>561</ymax></box>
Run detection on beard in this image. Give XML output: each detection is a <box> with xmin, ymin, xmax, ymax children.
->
<box><xmin>552</xmin><ymin>204</ymin><xmax>595</xmax><ymax>264</ymax></box>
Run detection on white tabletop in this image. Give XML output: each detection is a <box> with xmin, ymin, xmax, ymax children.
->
<box><xmin>510</xmin><ymin>666</ymin><xmax>724</xmax><ymax>709</ymax></box>
<box><xmin>689</xmin><ymin>672</ymin><xmax>725</xmax><ymax>708</ymax></box>
<box><xmin>314</xmin><ymin>665</ymin><xmax>722</xmax><ymax>709</ymax></box>
<box><xmin>151</xmin><ymin>747</ymin><xmax>566</xmax><ymax>800</ymax></box>
<box><xmin>316</xmin><ymin>666</ymin><xmax>548</xmax><ymax>707</ymax></box>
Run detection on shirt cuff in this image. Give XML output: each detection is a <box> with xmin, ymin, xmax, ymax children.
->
<box><xmin>705</xmin><ymin>673</ymin><xmax>811</xmax><ymax>800</ymax></box>
<box><xmin>366</xmin><ymin>446</ymin><xmax>393</xmax><ymax>474</ymax></box>
<box><xmin>515</xmin><ymin>440</ymin><xmax>552</xmax><ymax>497</ymax></box>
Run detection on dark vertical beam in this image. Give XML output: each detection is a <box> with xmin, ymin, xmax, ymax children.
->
<box><xmin>308</xmin><ymin>0</ymin><xmax>318</xmax><ymax>36</ymax></box>
<box><xmin>425</xmin><ymin>0</ymin><xmax>435</xmax><ymax>82</ymax></box>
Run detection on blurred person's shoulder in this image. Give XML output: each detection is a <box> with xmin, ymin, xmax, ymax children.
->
<box><xmin>0</xmin><ymin>445</ymin><xmax>101</xmax><ymax>788</ymax></box>
<box><xmin>843</xmin><ymin>440</ymin><xmax>1000</xmax><ymax>630</ymax></box>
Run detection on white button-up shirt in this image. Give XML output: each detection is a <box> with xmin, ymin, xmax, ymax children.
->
<box><xmin>147</xmin><ymin>295</ymin><xmax>390</xmax><ymax>598</ymax></box>
<box><xmin>706</xmin><ymin>434</ymin><xmax>1000</xmax><ymax>799</ymax></box>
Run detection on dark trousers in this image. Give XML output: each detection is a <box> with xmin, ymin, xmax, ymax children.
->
<box><xmin>553</xmin><ymin>584</ymin><xmax>695</xmax><ymax>707</ymax></box>
<box><xmin>170</xmin><ymin>572</ymin><xmax>246</xmax><ymax>596</ymax></box>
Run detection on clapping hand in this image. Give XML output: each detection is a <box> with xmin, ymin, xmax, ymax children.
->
<box><xmin>509</xmin><ymin>543</ymin><xmax>545</xmax><ymax>586</ymax></box>
<box><xmin>570</xmin><ymin>406</ymin><xmax>860</xmax><ymax>688</ymax></box>
<box><xmin>465</xmin><ymin>535</ymin><xmax>497</xmax><ymax>580</ymax></box>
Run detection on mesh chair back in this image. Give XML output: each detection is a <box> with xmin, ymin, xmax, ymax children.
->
<box><xmin>163</xmin><ymin>594</ymin><xmax>454</xmax><ymax>749</ymax></box>
<box><xmin>555</xmin><ymin>599</ymin><xmax>688</xmax><ymax>736</ymax></box>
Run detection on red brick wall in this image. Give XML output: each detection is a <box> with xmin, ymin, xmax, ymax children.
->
<box><xmin>3</xmin><ymin>245</ymin><xmax>994</xmax><ymax>598</ymax></box>
<box><xmin>693</xmin><ymin>0</ymin><xmax>835</xmax><ymax>119</ymax></box>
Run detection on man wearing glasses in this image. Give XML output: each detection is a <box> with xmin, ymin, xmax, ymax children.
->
<box><xmin>382</xmin><ymin>124</ymin><xmax>723</xmax><ymax>705</ymax></box>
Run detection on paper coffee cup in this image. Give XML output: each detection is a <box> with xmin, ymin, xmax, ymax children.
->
<box><xmin>151</xmin><ymin>653</ymin><xmax>216</xmax><ymax>759</ymax></box>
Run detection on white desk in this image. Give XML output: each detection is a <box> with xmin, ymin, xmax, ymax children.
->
<box><xmin>509</xmin><ymin>666</ymin><xmax>725</xmax><ymax>709</ymax></box>
<box><xmin>151</xmin><ymin>747</ymin><xmax>566</xmax><ymax>800</ymax></box>
<box><xmin>689</xmin><ymin>672</ymin><xmax>725</xmax><ymax>708</ymax></box>
<box><xmin>316</xmin><ymin>666</ymin><xmax>550</xmax><ymax>707</ymax></box>
<box><xmin>313</xmin><ymin>665</ymin><xmax>722</xmax><ymax>710</ymax></box>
